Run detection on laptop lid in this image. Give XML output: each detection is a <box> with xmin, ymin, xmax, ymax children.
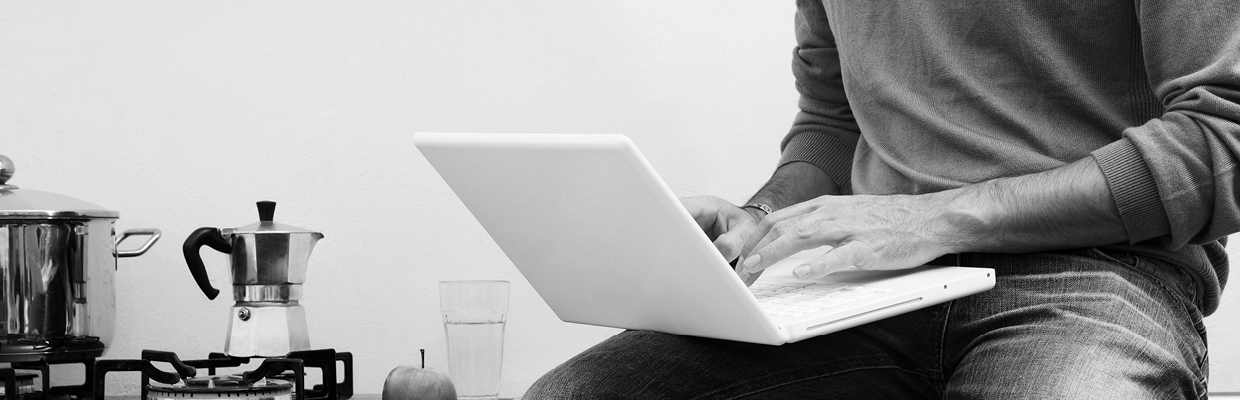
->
<box><xmin>415</xmin><ymin>132</ymin><xmax>786</xmax><ymax>344</ymax></box>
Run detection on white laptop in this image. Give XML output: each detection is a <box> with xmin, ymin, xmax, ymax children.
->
<box><xmin>414</xmin><ymin>132</ymin><xmax>995</xmax><ymax>345</ymax></box>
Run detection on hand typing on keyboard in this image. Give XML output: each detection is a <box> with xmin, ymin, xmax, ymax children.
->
<box><xmin>737</xmin><ymin>194</ymin><xmax>954</xmax><ymax>281</ymax></box>
<box><xmin>679</xmin><ymin>196</ymin><xmax>766</xmax><ymax>285</ymax></box>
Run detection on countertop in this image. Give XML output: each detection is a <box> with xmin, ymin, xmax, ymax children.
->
<box><xmin>110</xmin><ymin>396</ymin><xmax>527</xmax><ymax>400</ymax></box>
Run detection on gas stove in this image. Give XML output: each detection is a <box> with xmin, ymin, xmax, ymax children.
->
<box><xmin>0</xmin><ymin>348</ymin><xmax>352</xmax><ymax>400</ymax></box>
<box><xmin>0</xmin><ymin>335</ymin><xmax>101</xmax><ymax>400</ymax></box>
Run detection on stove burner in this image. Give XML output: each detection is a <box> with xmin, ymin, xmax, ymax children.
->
<box><xmin>185</xmin><ymin>374</ymin><xmax>254</xmax><ymax>387</ymax></box>
<box><xmin>94</xmin><ymin>349</ymin><xmax>352</xmax><ymax>400</ymax></box>
<box><xmin>148</xmin><ymin>377</ymin><xmax>295</xmax><ymax>400</ymax></box>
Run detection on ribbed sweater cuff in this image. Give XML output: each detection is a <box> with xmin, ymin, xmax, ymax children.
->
<box><xmin>1092</xmin><ymin>138</ymin><xmax>1172</xmax><ymax>243</ymax></box>
<box><xmin>779</xmin><ymin>132</ymin><xmax>854</xmax><ymax>194</ymax></box>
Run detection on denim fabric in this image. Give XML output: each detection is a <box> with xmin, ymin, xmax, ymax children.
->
<box><xmin>524</xmin><ymin>248</ymin><xmax>1209</xmax><ymax>399</ymax></box>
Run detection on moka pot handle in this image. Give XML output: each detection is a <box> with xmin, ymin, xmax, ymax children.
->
<box><xmin>183</xmin><ymin>227</ymin><xmax>233</xmax><ymax>300</ymax></box>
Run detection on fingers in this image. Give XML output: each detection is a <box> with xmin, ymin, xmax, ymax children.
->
<box><xmin>680</xmin><ymin>195</ymin><xmax>757</xmax><ymax>242</ymax></box>
<box><xmin>793</xmin><ymin>241</ymin><xmax>873</xmax><ymax>280</ymax></box>
<box><xmin>713</xmin><ymin>230</ymin><xmax>747</xmax><ymax>262</ymax></box>
<box><xmin>711</xmin><ymin>206</ymin><xmax>757</xmax><ymax>262</ymax></box>
<box><xmin>739</xmin><ymin>200</ymin><xmax>819</xmax><ymax>259</ymax></box>
<box><xmin>682</xmin><ymin>197</ymin><xmax>757</xmax><ymax>261</ymax></box>
<box><xmin>735</xmin><ymin>256</ymin><xmax>752</xmax><ymax>284</ymax></box>
<box><xmin>734</xmin><ymin>255</ymin><xmax>767</xmax><ymax>287</ymax></box>
<box><xmin>679</xmin><ymin>196</ymin><xmax>721</xmax><ymax>233</ymax></box>
<box><xmin>741</xmin><ymin>216</ymin><xmax>846</xmax><ymax>273</ymax></box>
<box><xmin>740</xmin><ymin>222</ymin><xmax>815</xmax><ymax>272</ymax></box>
<box><xmin>742</xmin><ymin>267</ymin><xmax>764</xmax><ymax>286</ymax></box>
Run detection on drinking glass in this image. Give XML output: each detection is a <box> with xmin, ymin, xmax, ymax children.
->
<box><xmin>439</xmin><ymin>280</ymin><xmax>509</xmax><ymax>400</ymax></box>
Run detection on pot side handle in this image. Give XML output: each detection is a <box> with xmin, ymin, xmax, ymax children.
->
<box><xmin>183</xmin><ymin>227</ymin><xmax>232</xmax><ymax>300</ymax></box>
<box><xmin>115</xmin><ymin>228</ymin><xmax>162</xmax><ymax>258</ymax></box>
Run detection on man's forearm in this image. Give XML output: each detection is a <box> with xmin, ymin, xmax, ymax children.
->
<box><xmin>932</xmin><ymin>155</ymin><xmax>1129</xmax><ymax>254</ymax></box>
<box><xmin>749</xmin><ymin>161</ymin><xmax>841</xmax><ymax>210</ymax></box>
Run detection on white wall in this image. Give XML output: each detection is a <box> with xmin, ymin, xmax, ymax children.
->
<box><xmin>0</xmin><ymin>1</ymin><xmax>1235</xmax><ymax>396</ymax></box>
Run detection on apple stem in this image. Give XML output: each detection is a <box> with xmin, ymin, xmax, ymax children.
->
<box><xmin>421</xmin><ymin>349</ymin><xmax>426</xmax><ymax>368</ymax></box>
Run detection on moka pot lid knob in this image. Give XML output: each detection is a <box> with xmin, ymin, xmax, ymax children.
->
<box><xmin>225</xmin><ymin>201</ymin><xmax>324</xmax><ymax>237</ymax></box>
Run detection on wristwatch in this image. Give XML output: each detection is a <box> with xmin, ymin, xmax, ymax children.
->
<box><xmin>742</xmin><ymin>202</ymin><xmax>774</xmax><ymax>216</ymax></box>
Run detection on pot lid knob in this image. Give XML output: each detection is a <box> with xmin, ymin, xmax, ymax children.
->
<box><xmin>0</xmin><ymin>154</ymin><xmax>14</xmax><ymax>186</ymax></box>
<box><xmin>257</xmin><ymin>200</ymin><xmax>276</xmax><ymax>222</ymax></box>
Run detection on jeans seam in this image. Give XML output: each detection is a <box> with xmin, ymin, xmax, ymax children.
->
<box><xmin>1197</xmin><ymin>349</ymin><xmax>1210</xmax><ymax>396</ymax></box>
<box><xmin>937</xmin><ymin>300</ymin><xmax>952</xmax><ymax>377</ymax></box>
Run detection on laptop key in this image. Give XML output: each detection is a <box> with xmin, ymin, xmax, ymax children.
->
<box><xmin>754</xmin><ymin>282</ymin><xmax>872</xmax><ymax>318</ymax></box>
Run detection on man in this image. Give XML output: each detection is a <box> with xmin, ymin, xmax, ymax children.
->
<box><xmin>526</xmin><ymin>0</ymin><xmax>1238</xmax><ymax>398</ymax></box>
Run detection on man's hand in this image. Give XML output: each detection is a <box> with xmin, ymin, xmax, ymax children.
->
<box><xmin>679</xmin><ymin>196</ymin><xmax>764</xmax><ymax>281</ymax></box>
<box><xmin>679</xmin><ymin>162</ymin><xmax>842</xmax><ymax>285</ymax></box>
<box><xmin>736</xmin><ymin>156</ymin><xmax>1130</xmax><ymax>280</ymax></box>
<box><xmin>738</xmin><ymin>193</ymin><xmax>956</xmax><ymax>280</ymax></box>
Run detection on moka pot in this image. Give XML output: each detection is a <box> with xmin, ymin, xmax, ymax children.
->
<box><xmin>183</xmin><ymin>201</ymin><xmax>323</xmax><ymax>357</ymax></box>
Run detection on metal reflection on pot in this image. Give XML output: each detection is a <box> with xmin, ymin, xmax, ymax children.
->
<box><xmin>0</xmin><ymin>154</ymin><xmax>161</xmax><ymax>362</ymax></box>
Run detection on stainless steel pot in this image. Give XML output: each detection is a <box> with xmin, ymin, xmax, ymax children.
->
<box><xmin>0</xmin><ymin>155</ymin><xmax>161</xmax><ymax>361</ymax></box>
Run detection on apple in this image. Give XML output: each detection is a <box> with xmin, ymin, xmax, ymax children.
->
<box><xmin>382</xmin><ymin>365</ymin><xmax>458</xmax><ymax>400</ymax></box>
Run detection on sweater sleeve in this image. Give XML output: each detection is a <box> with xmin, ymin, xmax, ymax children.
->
<box><xmin>779</xmin><ymin>0</ymin><xmax>860</xmax><ymax>195</ymax></box>
<box><xmin>1090</xmin><ymin>1</ymin><xmax>1240</xmax><ymax>248</ymax></box>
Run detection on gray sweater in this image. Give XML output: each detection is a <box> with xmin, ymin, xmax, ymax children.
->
<box><xmin>781</xmin><ymin>0</ymin><xmax>1239</xmax><ymax>315</ymax></box>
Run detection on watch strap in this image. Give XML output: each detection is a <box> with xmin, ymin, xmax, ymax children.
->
<box><xmin>742</xmin><ymin>202</ymin><xmax>774</xmax><ymax>216</ymax></box>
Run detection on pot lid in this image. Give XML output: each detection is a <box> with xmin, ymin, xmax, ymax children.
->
<box><xmin>224</xmin><ymin>201</ymin><xmax>322</xmax><ymax>235</ymax></box>
<box><xmin>0</xmin><ymin>155</ymin><xmax>119</xmax><ymax>220</ymax></box>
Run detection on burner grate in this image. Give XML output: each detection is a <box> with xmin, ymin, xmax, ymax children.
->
<box><xmin>93</xmin><ymin>349</ymin><xmax>352</xmax><ymax>400</ymax></box>
<box><xmin>0</xmin><ymin>356</ymin><xmax>96</xmax><ymax>400</ymax></box>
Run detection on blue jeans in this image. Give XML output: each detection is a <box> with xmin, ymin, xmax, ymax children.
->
<box><xmin>525</xmin><ymin>248</ymin><xmax>1209</xmax><ymax>399</ymax></box>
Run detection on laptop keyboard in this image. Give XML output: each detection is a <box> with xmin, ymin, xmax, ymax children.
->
<box><xmin>750</xmin><ymin>282</ymin><xmax>892</xmax><ymax>318</ymax></box>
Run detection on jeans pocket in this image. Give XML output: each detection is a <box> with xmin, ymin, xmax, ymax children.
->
<box><xmin>1086</xmin><ymin>248</ymin><xmax>1198</xmax><ymax>307</ymax></box>
<box><xmin>1082</xmin><ymin>248</ymin><xmax>1209</xmax><ymax>396</ymax></box>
